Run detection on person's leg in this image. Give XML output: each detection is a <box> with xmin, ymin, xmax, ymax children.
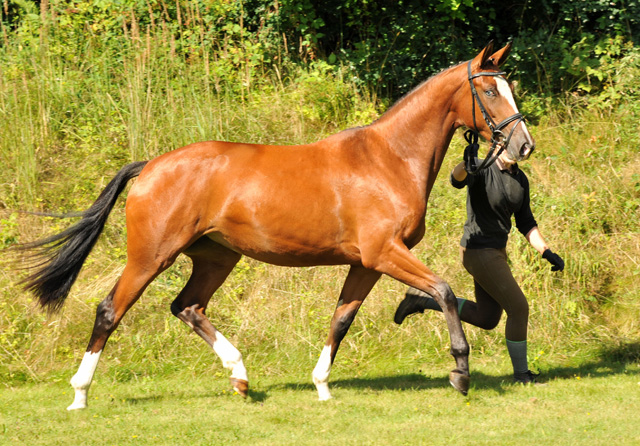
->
<box><xmin>462</xmin><ymin>248</ymin><xmax>536</xmax><ymax>382</ymax></box>
<box><xmin>394</xmin><ymin>283</ymin><xmax>502</xmax><ymax>330</ymax></box>
<box><xmin>395</xmin><ymin>247</ymin><xmax>503</xmax><ymax>328</ymax></box>
<box><xmin>461</xmin><ymin>280</ymin><xmax>503</xmax><ymax>329</ymax></box>
<box><xmin>394</xmin><ymin>287</ymin><xmax>467</xmax><ymax>324</ymax></box>
<box><xmin>461</xmin><ymin>248</ymin><xmax>528</xmax><ymax>339</ymax></box>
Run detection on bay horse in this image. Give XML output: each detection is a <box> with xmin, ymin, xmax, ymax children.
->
<box><xmin>19</xmin><ymin>42</ymin><xmax>534</xmax><ymax>410</ymax></box>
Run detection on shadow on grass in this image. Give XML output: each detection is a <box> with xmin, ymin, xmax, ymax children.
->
<box><xmin>269</xmin><ymin>372</ymin><xmax>511</xmax><ymax>396</ymax></box>
<box><xmin>265</xmin><ymin>341</ymin><xmax>640</xmax><ymax>396</ymax></box>
<box><xmin>121</xmin><ymin>387</ymin><xmax>270</xmax><ymax>406</ymax></box>
<box><xmin>542</xmin><ymin>341</ymin><xmax>640</xmax><ymax>381</ymax></box>
<box><xmin>119</xmin><ymin>341</ymin><xmax>640</xmax><ymax>405</ymax></box>
<box><xmin>122</xmin><ymin>395</ymin><xmax>166</xmax><ymax>405</ymax></box>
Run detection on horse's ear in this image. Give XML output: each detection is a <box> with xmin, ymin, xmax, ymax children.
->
<box><xmin>472</xmin><ymin>40</ymin><xmax>495</xmax><ymax>69</ymax></box>
<box><xmin>487</xmin><ymin>42</ymin><xmax>512</xmax><ymax>67</ymax></box>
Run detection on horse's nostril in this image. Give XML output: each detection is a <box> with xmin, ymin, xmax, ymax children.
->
<box><xmin>522</xmin><ymin>142</ymin><xmax>535</xmax><ymax>158</ymax></box>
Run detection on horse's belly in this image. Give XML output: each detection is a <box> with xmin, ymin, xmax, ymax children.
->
<box><xmin>205</xmin><ymin>229</ymin><xmax>360</xmax><ymax>267</ymax></box>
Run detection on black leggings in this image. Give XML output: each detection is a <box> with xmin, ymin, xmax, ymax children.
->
<box><xmin>459</xmin><ymin>247</ymin><xmax>529</xmax><ymax>342</ymax></box>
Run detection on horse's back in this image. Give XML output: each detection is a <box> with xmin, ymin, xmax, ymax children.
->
<box><xmin>124</xmin><ymin>137</ymin><xmax>377</xmax><ymax>265</ymax></box>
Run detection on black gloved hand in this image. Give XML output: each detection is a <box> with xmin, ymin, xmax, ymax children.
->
<box><xmin>463</xmin><ymin>130</ymin><xmax>479</xmax><ymax>174</ymax></box>
<box><xmin>542</xmin><ymin>249</ymin><xmax>564</xmax><ymax>272</ymax></box>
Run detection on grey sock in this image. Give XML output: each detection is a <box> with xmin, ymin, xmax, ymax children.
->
<box><xmin>506</xmin><ymin>339</ymin><xmax>528</xmax><ymax>374</ymax></box>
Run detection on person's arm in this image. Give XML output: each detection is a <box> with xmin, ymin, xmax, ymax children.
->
<box><xmin>526</xmin><ymin>226</ymin><xmax>564</xmax><ymax>271</ymax></box>
<box><xmin>525</xmin><ymin>226</ymin><xmax>548</xmax><ymax>254</ymax></box>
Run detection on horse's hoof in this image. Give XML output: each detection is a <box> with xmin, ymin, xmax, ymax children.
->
<box><xmin>66</xmin><ymin>402</ymin><xmax>87</xmax><ymax>411</ymax></box>
<box><xmin>230</xmin><ymin>378</ymin><xmax>249</xmax><ymax>398</ymax></box>
<box><xmin>449</xmin><ymin>370</ymin><xmax>470</xmax><ymax>396</ymax></box>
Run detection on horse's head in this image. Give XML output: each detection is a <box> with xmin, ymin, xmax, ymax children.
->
<box><xmin>457</xmin><ymin>42</ymin><xmax>535</xmax><ymax>164</ymax></box>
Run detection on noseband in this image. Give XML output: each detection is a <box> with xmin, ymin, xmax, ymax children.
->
<box><xmin>464</xmin><ymin>60</ymin><xmax>525</xmax><ymax>174</ymax></box>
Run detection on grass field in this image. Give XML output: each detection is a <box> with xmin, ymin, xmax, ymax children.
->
<box><xmin>1</xmin><ymin>14</ymin><xmax>640</xmax><ymax>446</ymax></box>
<box><xmin>1</xmin><ymin>357</ymin><xmax>639</xmax><ymax>445</ymax></box>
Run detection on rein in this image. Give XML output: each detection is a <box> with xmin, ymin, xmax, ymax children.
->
<box><xmin>464</xmin><ymin>60</ymin><xmax>524</xmax><ymax>174</ymax></box>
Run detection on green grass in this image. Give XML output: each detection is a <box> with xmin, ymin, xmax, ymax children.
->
<box><xmin>1</xmin><ymin>12</ymin><xmax>640</xmax><ymax>445</ymax></box>
<box><xmin>1</xmin><ymin>358</ymin><xmax>639</xmax><ymax>445</ymax></box>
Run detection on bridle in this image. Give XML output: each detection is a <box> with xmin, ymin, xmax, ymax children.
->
<box><xmin>463</xmin><ymin>60</ymin><xmax>525</xmax><ymax>174</ymax></box>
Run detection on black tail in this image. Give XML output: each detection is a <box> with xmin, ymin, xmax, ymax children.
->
<box><xmin>18</xmin><ymin>161</ymin><xmax>148</xmax><ymax>313</ymax></box>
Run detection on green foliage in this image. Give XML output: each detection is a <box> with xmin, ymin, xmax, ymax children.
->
<box><xmin>5</xmin><ymin>0</ymin><xmax>640</xmax><ymax>101</ymax></box>
<box><xmin>0</xmin><ymin>0</ymin><xmax>381</xmax><ymax>208</ymax></box>
<box><xmin>254</xmin><ymin>0</ymin><xmax>640</xmax><ymax>99</ymax></box>
<box><xmin>0</xmin><ymin>0</ymin><xmax>638</xmax><ymax>402</ymax></box>
<box><xmin>0</xmin><ymin>213</ymin><xmax>18</xmax><ymax>247</ymax></box>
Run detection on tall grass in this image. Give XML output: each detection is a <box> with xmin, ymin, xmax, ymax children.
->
<box><xmin>0</xmin><ymin>8</ymin><xmax>383</xmax><ymax>384</ymax></box>
<box><xmin>1</xmin><ymin>6</ymin><xmax>639</xmax><ymax>389</ymax></box>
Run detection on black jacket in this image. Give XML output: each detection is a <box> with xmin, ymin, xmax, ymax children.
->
<box><xmin>450</xmin><ymin>159</ymin><xmax>537</xmax><ymax>249</ymax></box>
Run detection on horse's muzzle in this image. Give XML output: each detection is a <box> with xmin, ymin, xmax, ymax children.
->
<box><xmin>520</xmin><ymin>141</ymin><xmax>535</xmax><ymax>160</ymax></box>
<box><xmin>503</xmin><ymin>140</ymin><xmax>534</xmax><ymax>163</ymax></box>
<box><xmin>506</xmin><ymin>121</ymin><xmax>535</xmax><ymax>162</ymax></box>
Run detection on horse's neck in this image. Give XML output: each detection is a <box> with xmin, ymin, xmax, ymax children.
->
<box><xmin>370</xmin><ymin>68</ymin><xmax>462</xmax><ymax>196</ymax></box>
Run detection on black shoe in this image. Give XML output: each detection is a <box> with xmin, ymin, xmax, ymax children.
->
<box><xmin>513</xmin><ymin>370</ymin><xmax>540</xmax><ymax>384</ymax></box>
<box><xmin>394</xmin><ymin>289</ymin><xmax>430</xmax><ymax>324</ymax></box>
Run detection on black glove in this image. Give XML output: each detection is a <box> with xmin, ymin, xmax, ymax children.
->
<box><xmin>542</xmin><ymin>249</ymin><xmax>564</xmax><ymax>272</ymax></box>
<box><xmin>463</xmin><ymin>130</ymin><xmax>479</xmax><ymax>174</ymax></box>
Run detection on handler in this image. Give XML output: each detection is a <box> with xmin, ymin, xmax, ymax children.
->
<box><xmin>394</xmin><ymin>148</ymin><xmax>564</xmax><ymax>383</ymax></box>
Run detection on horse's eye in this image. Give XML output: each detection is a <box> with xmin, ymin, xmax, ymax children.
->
<box><xmin>485</xmin><ymin>89</ymin><xmax>496</xmax><ymax>98</ymax></box>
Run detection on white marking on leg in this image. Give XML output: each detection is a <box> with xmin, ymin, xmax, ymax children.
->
<box><xmin>212</xmin><ymin>329</ymin><xmax>248</xmax><ymax>383</ymax></box>
<box><xmin>67</xmin><ymin>350</ymin><xmax>102</xmax><ymax>411</ymax></box>
<box><xmin>312</xmin><ymin>345</ymin><xmax>333</xmax><ymax>401</ymax></box>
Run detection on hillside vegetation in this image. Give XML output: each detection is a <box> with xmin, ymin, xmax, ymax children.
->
<box><xmin>1</xmin><ymin>1</ymin><xmax>639</xmax><ymax>389</ymax></box>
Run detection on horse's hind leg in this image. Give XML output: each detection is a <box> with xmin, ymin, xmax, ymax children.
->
<box><xmin>170</xmin><ymin>238</ymin><xmax>248</xmax><ymax>396</ymax></box>
<box><xmin>366</xmin><ymin>240</ymin><xmax>470</xmax><ymax>395</ymax></box>
<box><xmin>313</xmin><ymin>265</ymin><xmax>381</xmax><ymax>400</ymax></box>
<box><xmin>67</xmin><ymin>260</ymin><xmax>166</xmax><ymax>410</ymax></box>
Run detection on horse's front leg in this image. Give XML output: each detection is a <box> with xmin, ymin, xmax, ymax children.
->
<box><xmin>312</xmin><ymin>265</ymin><xmax>381</xmax><ymax>401</ymax></box>
<box><xmin>366</xmin><ymin>240</ymin><xmax>470</xmax><ymax>395</ymax></box>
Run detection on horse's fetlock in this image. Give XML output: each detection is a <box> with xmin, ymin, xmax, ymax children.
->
<box><xmin>450</xmin><ymin>342</ymin><xmax>470</xmax><ymax>358</ymax></box>
<box><xmin>69</xmin><ymin>373</ymin><xmax>89</xmax><ymax>390</ymax></box>
<box><xmin>221</xmin><ymin>348</ymin><xmax>243</xmax><ymax>369</ymax></box>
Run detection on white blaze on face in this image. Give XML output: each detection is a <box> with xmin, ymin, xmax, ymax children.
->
<box><xmin>495</xmin><ymin>77</ymin><xmax>533</xmax><ymax>158</ymax></box>
<box><xmin>495</xmin><ymin>77</ymin><xmax>518</xmax><ymax>112</ymax></box>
